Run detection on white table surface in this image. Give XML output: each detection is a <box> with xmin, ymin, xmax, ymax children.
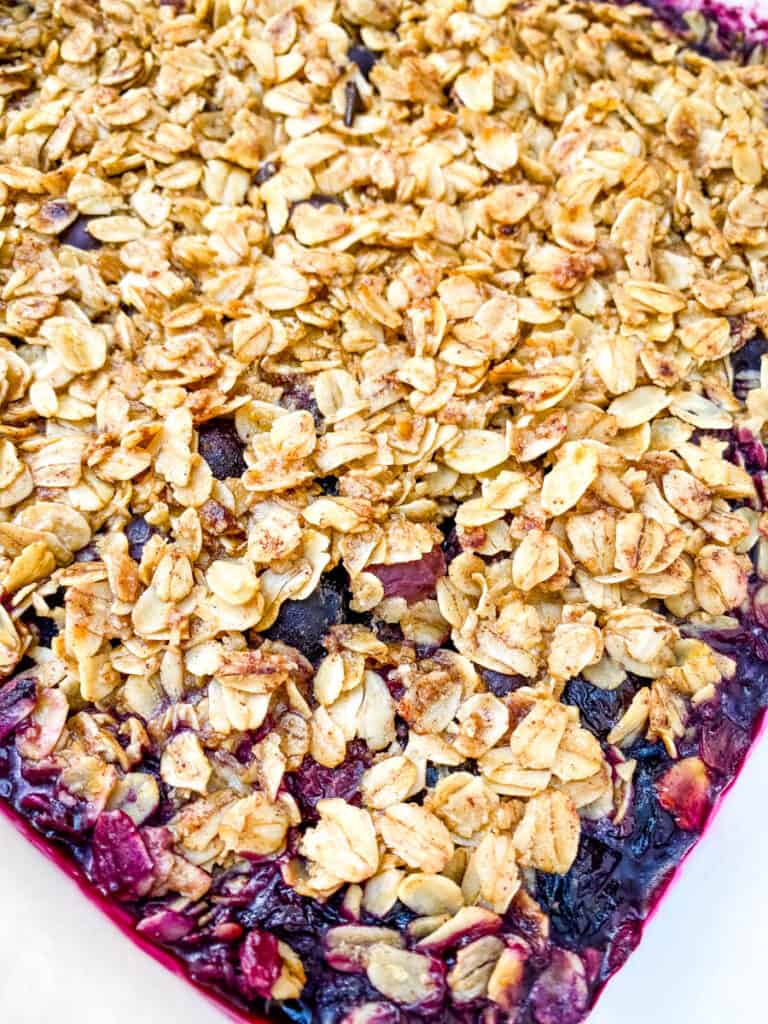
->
<box><xmin>0</xmin><ymin>731</ymin><xmax>766</xmax><ymax>1024</ymax></box>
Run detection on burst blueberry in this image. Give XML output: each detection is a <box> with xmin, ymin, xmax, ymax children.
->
<box><xmin>263</xmin><ymin>577</ymin><xmax>345</xmax><ymax>662</ymax></box>
<box><xmin>255</xmin><ymin>161</ymin><xmax>278</xmax><ymax>184</ymax></box>
<box><xmin>125</xmin><ymin>516</ymin><xmax>158</xmax><ymax>562</ymax></box>
<box><xmin>348</xmin><ymin>44</ymin><xmax>377</xmax><ymax>79</ymax></box>
<box><xmin>60</xmin><ymin>215</ymin><xmax>102</xmax><ymax>251</ymax></box>
<box><xmin>197</xmin><ymin>419</ymin><xmax>247</xmax><ymax>480</ymax></box>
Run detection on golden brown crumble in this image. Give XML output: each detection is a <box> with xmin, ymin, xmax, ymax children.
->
<box><xmin>1</xmin><ymin>0</ymin><xmax>768</xmax><ymax>1006</ymax></box>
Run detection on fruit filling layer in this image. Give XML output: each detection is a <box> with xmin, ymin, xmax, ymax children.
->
<box><xmin>1</xmin><ymin>1</ymin><xmax>768</xmax><ymax>1023</ymax></box>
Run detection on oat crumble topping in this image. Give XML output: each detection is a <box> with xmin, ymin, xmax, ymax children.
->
<box><xmin>1</xmin><ymin>0</ymin><xmax>768</xmax><ymax>1019</ymax></box>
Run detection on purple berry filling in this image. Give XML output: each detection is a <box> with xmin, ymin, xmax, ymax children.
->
<box><xmin>4</xmin><ymin>407</ymin><xmax>768</xmax><ymax>1023</ymax></box>
<box><xmin>287</xmin><ymin>741</ymin><xmax>372</xmax><ymax>820</ymax></box>
<box><xmin>91</xmin><ymin>811</ymin><xmax>157</xmax><ymax>901</ymax></box>
<box><xmin>125</xmin><ymin>516</ymin><xmax>159</xmax><ymax>562</ymax></box>
<box><xmin>198</xmin><ymin>419</ymin><xmax>248</xmax><ymax>481</ymax></box>
<box><xmin>59</xmin><ymin>214</ymin><xmax>102</xmax><ymax>251</ymax></box>
<box><xmin>263</xmin><ymin>577</ymin><xmax>346</xmax><ymax>663</ymax></box>
<box><xmin>348</xmin><ymin>44</ymin><xmax>378</xmax><ymax>79</ymax></box>
<box><xmin>368</xmin><ymin>546</ymin><xmax>447</xmax><ymax>604</ymax></box>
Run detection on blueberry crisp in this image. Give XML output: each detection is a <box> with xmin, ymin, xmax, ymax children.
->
<box><xmin>1</xmin><ymin>1</ymin><xmax>768</xmax><ymax>1023</ymax></box>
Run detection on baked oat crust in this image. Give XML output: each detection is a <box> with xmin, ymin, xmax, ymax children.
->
<box><xmin>1</xmin><ymin>0</ymin><xmax>768</xmax><ymax>1017</ymax></box>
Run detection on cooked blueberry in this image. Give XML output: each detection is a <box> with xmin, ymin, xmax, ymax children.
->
<box><xmin>368</xmin><ymin>545</ymin><xmax>446</xmax><ymax>604</ymax></box>
<box><xmin>125</xmin><ymin>516</ymin><xmax>158</xmax><ymax>562</ymax></box>
<box><xmin>14</xmin><ymin>655</ymin><xmax>37</xmax><ymax>678</ymax></box>
<box><xmin>292</xmin><ymin>194</ymin><xmax>346</xmax><ymax>211</ymax></box>
<box><xmin>529</xmin><ymin>949</ymin><xmax>588</xmax><ymax>1024</ymax></box>
<box><xmin>0</xmin><ymin>674</ymin><xmax>37</xmax><ymax>742</ymax></box>
<box><xmin>348</xmin><ymin>44</ymin><xmax>377</xmax><ymax>79</ymax></box>
<box><xmin>699</xmin><ymin>713</ymin><xmax>751</xmax><ymax>774</ymax></box>
<box><xmin>46</xmin><ymin>586</ymin><xmax>65</xmax><ymax>610</ymax></box>
<box><xmin>137</xmin><ymin>908</ymin><xmax>195</xmax><ymax>943</ymax></box>
<box><xmin>731</xmin><ymin>329</ymin><xmax>766</xmax><ymax>381</ymax></box>
<box><xmin>287</xmin><ymin>740</ymin><xmax>371</xmax><ymax>819</ymax></box>
<box><xmin>60</xmin><ymin>215</ymin><xmax>102</xmax><ymax>251</ymax></box>
<box><xmin>384</xmin><ymin>670</ymin><xmax>404</xmax><ymax>704</ymax></box>
<box><xmin>375</xmin><ymin>901</ymin><xmax>417</xmax><ymax>934</ymax></box>
<box><xmin>74</xmin><ymin>542</ymin><xmax>100</xmax><ymax>563</ymax></box>
<box><xmin>343</xmin><ymin>80</ymin><xmax>362</xmax><ymax>127</ymax></box>
<box><xmin>605</xmin><ymin>919</ymin><xmax>643</xmax><ymax>976</ymax></box>
<box><xmin>728</xmin><ymin>426</ymin><xmax>767</xmax><ymax>473</ymax></box>
<box><xmin>395</xmin><ymin>716</ymin><xmax>409</xmax><ymax>749</ymax></box>
<box><xmin>255</xmin><ymin>161</ymin><xmax>278</xmax><ymax>185</ymax></box>
<box><xmin>623</xmin><ymin>738</ymin><xmax>669</xmax><ymax>765</ymax></box>
<box><xmin>197</xmin><ymin>419</ymin><xmax>247</xmax><ymax>480</ymax></box>
<box><xmin>481</xmin><ymin>669</ymin><xmax>525</xmax><ymax>697</ymax></box>
<box><xmin>439</xmin><ymin>518</ymin><xmax>462</xmax><ymax>564</ymax></box>
<box><xmin>263</xmin><ymin>578</ymin><xmax>344</xmax><ymax>662</ymax></box>
<box><xmin>23</xmin><ymin>611</ymin><xmax>59</xmax><ymax>648</ymax></box>
<box><xmin>232</xmin><ymin>862</ymin><xmax>337</xmax><ymax>935</ymax></box>
<box><xmin>374</xmin><ymin>620</ymin><xmax>404</xmax><ymax>645</ymax></box>
<box><xmin>90</xmin><ymin>810</ymin><xmax>156</xmax><ymax>901</ymax></box>
<box><xmin>314</xmin><ymin>971</ymin><xmax>381</xmax><ymax>1022</ymax></box>
<box><xmin>318</xmin><ymin>476</ymin><xmax>339</xmax><ymax>495</ymax></box>
<box><xmin>719</xmin><ymin>657</ymin><xmax>768</xmax><ymax>728</ymax></box>
<box><xmin>536</xmin><ymin>838</ymin><xmax>623</xmax><ymax>948</ymax></box>
<box><xmin>625</xmin><ymin>769</ymin><xmax>687</xmax><ymax>861</ymax></box>
<box><xmin>240</xmin><ymin>929</ymin><xmax>282</xmax><ymax>999</ymax></box>
<box><xmin>279</xmin><ymin>380</ymin><xmax>323</xmax><ymax>428</ymax></box>
<box><xmin>186</xmin><ymin>944</ymin><xmax>239</xmax><ymax>991</ymax></box>
<box><xmin>562</xmin><ymin>677</ymin><xmax>629</xmax><ymax>739</ymax></box>
<box><xmin>424</xmin><ymin>761</ymin><xmax>474</xmax><ymax>788</ymax></box>
<box><xmin>22</xmin><ymin>792</ymin><xmax>89</xmax><ymax>838</ymax></box>
<box><xmin>0</xmin><ymin>674</ymin><xmax>36</xmax><ymax>711</ymax></box>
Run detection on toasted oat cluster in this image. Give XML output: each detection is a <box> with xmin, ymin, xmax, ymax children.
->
<box><xmin>1</xmin><ymin>0</ymin><xmax>768</xmax><ymax>1020</ymax></box>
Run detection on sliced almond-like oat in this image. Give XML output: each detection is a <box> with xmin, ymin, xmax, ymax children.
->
<box><xmin>513</xmin><ymin>790</ymin><xmax>580</xmax><ymax>875</ymax></box>
<box><xmin>366</xmin><ymin>944</ymin><xmax>444</xmax><ymax>1007</ymax></box>
<box><xmin>443</xmin><ymin>430</ymin><xmax>509</xmax><ymax>475</ymax></box>
<box><xmin>540</xmin><ymin>443</ymin><xmax>599</xmax><ymax>516</ymax></box>
<box><xmin>447</xmin><ymin>935</ymin><xmax>505</xmax><ymax>1004</ymax></box>
<box><xmin>461</xmin><ymin>833</ymin><xmax>520</xmax><ymax>913</ymax></box>
<box><xmin>377</xmin><ymin>802</ymin><xmax>454</xmax><ymax>873</ymax></box>
<box><xmin>325</xmin><ymin>925</ymin><xmax>403</xmax><ymax>973</ymax></box>
<box><xmin>362</xmin><ymin>756</ymin><xmax>418</xmax><ymax>810</ymax></box>
<box><xmin>398</xmin><ymin>873</ymin><xmax>465</xmax><ymax>916</ymax></box>
<box><xmin>160</xmin><ymin>732</ymin><xmax>211</xmax><ymax>795</ymax></box>
<box><xmin>301</xmin><ymin>799</ymin><xmax>379</xmax><ymax>885</ymax></box>
<box><xmin>508</xmin><ymin>700</ymin><xmax>570</xmax><ymax>771</ymax></box>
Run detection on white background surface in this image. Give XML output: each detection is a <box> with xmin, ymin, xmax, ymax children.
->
<box><xmin>0</xmin><ymin>732</ymin><xmax>766</xmax><ymax>1023</ymax></box>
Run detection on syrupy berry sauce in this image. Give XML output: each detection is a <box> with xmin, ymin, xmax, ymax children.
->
<box><xmin>548</xmin><ymin>642</ymin><xmax>768</xmax><ymax>979</ymax></box>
